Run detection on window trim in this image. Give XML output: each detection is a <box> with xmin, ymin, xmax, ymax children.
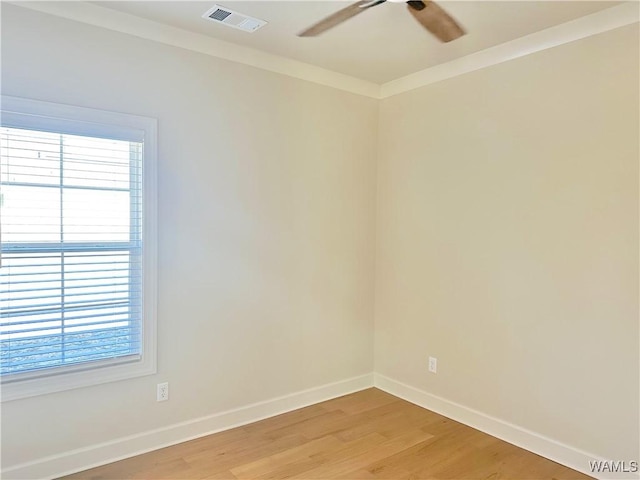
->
<box><xmin>0</xmin><ymin>96</ymin><xmax>158</xmax><ymax>401</ymax></box>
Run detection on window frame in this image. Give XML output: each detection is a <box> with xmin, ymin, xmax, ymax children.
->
<box><xmin>0</xmin><ymin>96</ymin><xmax>157</xmax><ymax>401</ymax></box>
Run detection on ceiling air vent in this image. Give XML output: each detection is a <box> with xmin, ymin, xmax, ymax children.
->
<box><xmin>202</xmin><ymin>5</ymin><xmax>267</xmax><ymax>33</ymax></box>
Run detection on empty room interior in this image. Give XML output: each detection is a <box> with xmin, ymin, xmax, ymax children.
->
<box><xmin>0</xmin><ymin>1</ymin><xmax>638</xmax><ymax>479</ymax></box>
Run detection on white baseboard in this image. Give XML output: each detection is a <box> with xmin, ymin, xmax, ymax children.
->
<box><xmin>374</xmin><ymin>373</ymin><xmax>639</xmax><ymax>480</ymax></box>
<box><xmin>2</xmin><ymin>373</ymin><xmax>374</xmax><ymax>480</ymax></box>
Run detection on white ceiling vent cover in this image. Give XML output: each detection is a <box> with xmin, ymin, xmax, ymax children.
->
<box><xmin>202</xmin><ymin>5</ymin><xmax>267</xmax><ymax>33</ymax></box>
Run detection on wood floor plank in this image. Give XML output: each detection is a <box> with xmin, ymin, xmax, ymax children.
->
<box><xmin>241</xmin><ymin>404</ymin><xmax>329</xmax><ymax>436</ymax></box>
<box><xmin>320</xmin><ymin>389</ymin><xmax>400</xmax><ymax>415</ymax></box>
<box><xmin>201</xmin><ymin>471</ymin><xmax>237</xmax><ymax>480</ymax></box>
<box><xmin>60</xmin><ymin>388</ymin><xmax>593</xmax><ymax>480</ymax></box>
<box><xmin>230</xmin><ymin>435</ymin><xmax>344</xmax><ymax>478</ymax></box>
<box><xmin>183</xmin><ymin>433</ymin><xmax>309</xmax><ymax>475</ymax></box>
<box><xmin>335</xmin><ymin>468</ymin><xmax>379</xmax><ymax>479</ymax></box>
<box><xmin>290</xmin><ymin>429</ymin><xmax>436</xmax><ymax>479</ymax></box>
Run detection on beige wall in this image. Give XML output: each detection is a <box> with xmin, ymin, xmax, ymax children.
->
<box><xmin>0</xmin><ymin>4</ymin><xmax>377</xmax><ymax>467</ymax></box>
<box><xmin>375</xmin><ymin>24</ymin><xmax>639</xmax><ymax>460</ymax></box>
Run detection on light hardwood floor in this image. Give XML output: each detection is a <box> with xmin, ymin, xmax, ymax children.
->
<box><xmin>61</xmin><ymin>388</ymin><xmax>593</xmax><ymax>480</ymax></box>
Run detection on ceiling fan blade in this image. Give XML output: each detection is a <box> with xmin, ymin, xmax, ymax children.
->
<box><xmin>298</xmin><ymin>0</ymin><xmax>385</xmax><ymax>37</ymax></box>
<box><xmin>406</xmin><ymin>0</ymin><xmax>465</xmax><ymax>42</ymax></box>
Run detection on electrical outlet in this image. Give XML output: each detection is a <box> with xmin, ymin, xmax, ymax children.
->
<box><xmin>157</xmin><ymin>382</ymin><xmax>169</xmax><ymax>402</ymax></box>
<box><xmin>428</xmin><ymin>356</ymin><xmax>437</xmax><ymax>374</ymax></box>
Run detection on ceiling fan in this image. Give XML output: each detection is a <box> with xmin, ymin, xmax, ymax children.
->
<box><xmin>298</xmin><ymin>0</ymin><xmax>465</xmax><ymax>43</ymax></box>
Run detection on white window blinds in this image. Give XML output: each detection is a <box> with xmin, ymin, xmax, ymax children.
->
<box><xmin>1</xmin><ymin>126</ymin><xmax>144</xmax><ymax>377</ymax></box>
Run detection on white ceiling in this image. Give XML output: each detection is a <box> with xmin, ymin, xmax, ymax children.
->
<box><xmin>93</xmin><ymin>1</ymin><xmax>620</xmax><ymax>83</ymax></box>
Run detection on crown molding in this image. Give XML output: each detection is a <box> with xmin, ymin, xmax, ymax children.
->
<box><xmin>380</xmin><ymin>2</ymin><xmax>640</xmax><ymax>98</ymax></box>
<box><xmin>8</xmin><ymin>1</ymin><xmax>639</xmax><ymax>101</ymax></box>
<box><xmin>8</xmin><ymin>1</ymin><xmax>382</xmax><ymax>99</ymax></box>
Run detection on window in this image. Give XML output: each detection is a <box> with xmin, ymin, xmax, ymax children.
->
<box><xmin>0</xmin><ymin>96</ymin><xmax>157</xmax><ymax>401</ymax></box>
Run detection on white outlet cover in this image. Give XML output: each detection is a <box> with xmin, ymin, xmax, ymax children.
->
<box><xmin>428</xmin><ymin>356</ymin><xmax>437</xmax><ymax>373</ymax></box>
<box><xmin>157</xmin><ymin>382</ymin><xmax>169</xmax><ymax>401</ymax></box>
